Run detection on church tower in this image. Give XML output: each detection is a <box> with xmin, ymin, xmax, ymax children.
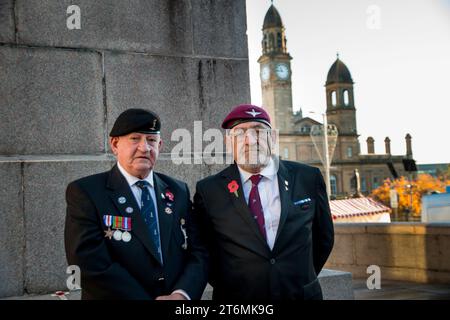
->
<box><xmin>325</xmin><ymin>55</ymin><xmax>357</xmax><ymax>135</ymax></box>
<box><xmin>258</xmin><ymin>4</ymin><xmax>294</xmax><ymax>133</ymax></box>
<box><xmin>325</xmin><ymin>55</ymin><xmax>360</xmax><ymax>161</ymax></box>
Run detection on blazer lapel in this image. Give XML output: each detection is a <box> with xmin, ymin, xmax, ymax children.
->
<box><xmin>106</xmin><ymin>165</ymin><xmax>162</xmax><ymax>265</ymax></box>
<box><xmin>153</xmin><ymin>173</ymin><xmax>173</xmax><ymax>264</ymax></box>
<box><xmin>274</xmin><ymin>160</ymin><xmax>295</xmax><ymax>245</ymax></box>
<box><xmin>221</xmin><ymin>164</ymin><xmax>269</xmax><ymax>250</ymax></box>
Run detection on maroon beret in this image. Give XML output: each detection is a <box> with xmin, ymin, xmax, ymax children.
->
<box><xmin>221</xmin><ymin>104</ymin><xmax>271</xmax><ymax>129</ymax></box>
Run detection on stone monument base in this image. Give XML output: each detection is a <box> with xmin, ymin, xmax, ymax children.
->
<box><xmin>2</xmin><ymin>269</ymin><xmax>354</xmax><ymax>300</ymax></box>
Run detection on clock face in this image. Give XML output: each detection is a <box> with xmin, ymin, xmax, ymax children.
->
<box><xmin>261</xmin><ymin>65</ymin><xmax>270</xmax><ymax>81</ymax></box>
<box><xmin>275</xmin><ymin>63</ymin><xmax>289</xmax><ymax>80</ymax></box>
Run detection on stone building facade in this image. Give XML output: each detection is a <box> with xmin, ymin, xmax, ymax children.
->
<box><xmin>0</xmin><ymin>0</ymin><xmax>249</xmax><ymax>298</ymax></box>
<box><xmin>258</xmin><ymin>5</ymin><xmax>414</xmax><ymax>197</ymax></box>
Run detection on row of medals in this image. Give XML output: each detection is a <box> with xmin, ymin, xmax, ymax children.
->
<box><xmin>105</xmin><ymin>191</ymin><xmax>174</xmax><ymax>243</ymax></box>
<box><xmin>105</xmin><ymin>226</ymin><xmax>131</xmax><ymax>242</ymax></box>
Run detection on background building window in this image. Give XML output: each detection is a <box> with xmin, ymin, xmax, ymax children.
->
<box><xmin>343</xmin><ymin>90</ymin><xmax>349</xmax><ymax>106</ymax></box>
<box><xmin>347</xmin><ymin>146</ymin><xmax>353</xmax><ymax>158</ymax></box>
<box><xmin>361</xmin><ymin>177</ymin><xmax>367</xmax><ymax>192</ymax></box>
<box><xmin>331</xmin><ymin>91</ymin><xmax>337</xmax><ymax>106</ymax></box>
<box><xmin>300</xmin><ymin>125</ymin><xmax>311</xmax><ymax>133</ymax></box>
<box><xmin>284</xmin><ymin>147</ymin><xmax>289</xmax><ymax>159</ymax></box>
<box><xmin>330</xmin><ymin>175</ymin><xmax>337</xmax><ymax>195</ymax></box>
<box><xmin>373</xmin><ymin>176</ymin><xmax>380</xmax><ymax>189</ymax></box>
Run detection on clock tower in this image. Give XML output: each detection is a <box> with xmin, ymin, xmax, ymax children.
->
<box><xmin>258</xmin><ymin>4</ymin><xmax>294</xmax><ymax>133</ymax></box>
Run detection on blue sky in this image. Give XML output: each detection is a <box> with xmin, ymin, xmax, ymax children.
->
<box><xmin>246</xmin><ymin>0</ymin><xmax>450</xmax><ymax>164</ymax></box>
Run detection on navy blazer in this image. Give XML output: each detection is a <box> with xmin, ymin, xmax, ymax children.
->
<box><xmin>65</xmin><ymin>165</ymin><xmax>208</xmax><ymax>300</ymax></box>
<box><xmin>194</xmin><ymin>159</ymin><xmax>334</xmax><ymax>301</ymax></box>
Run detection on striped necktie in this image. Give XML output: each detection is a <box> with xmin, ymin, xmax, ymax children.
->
<box><xmin>135</xmin><ymin>180</ymin><xmax>163</xmax><ymax>264</ymax></box>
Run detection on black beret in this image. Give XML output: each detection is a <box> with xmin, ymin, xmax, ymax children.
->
<box><xmin>109</xmin><ymin>108</ymin><xmax>161</xmax><ymax>137</ymax></box>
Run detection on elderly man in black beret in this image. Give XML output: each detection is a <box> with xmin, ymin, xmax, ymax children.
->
<box><xmin>64</xmin><ymin>108</ymin><xmax>208</xmax><ymax>300</ymax></box>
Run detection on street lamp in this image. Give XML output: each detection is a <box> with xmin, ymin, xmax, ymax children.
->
<box><xmin>309</xmin><ymin>111</ymin><xmax>337</xmax><ymax>201</ymax></box>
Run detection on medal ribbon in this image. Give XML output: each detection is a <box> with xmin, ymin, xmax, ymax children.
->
<box><xmin>103</xmin><ymin>215</ymin><xmax>112</xmax><ymax>227</ymax></box>
<box><xmin>112</xmin><ymin>216</ymin><xmax>123</xmax><ymax>230</ymax></box>
<box><xmin>123</xmin><ymin>217</ymin><xmax>132</xmax><ymax>231</ymax></box>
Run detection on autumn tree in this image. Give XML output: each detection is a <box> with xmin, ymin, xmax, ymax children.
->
<box><xmin>371</xmin><ymin>174</ymin><xmax>450</xmax><ymax>217</ymax></box>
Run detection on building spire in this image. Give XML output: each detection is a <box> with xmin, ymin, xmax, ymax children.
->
<box><xmin>336</xmin><ymin>52</ymin><xmax>340</xmax><ymax>59</ymax></box>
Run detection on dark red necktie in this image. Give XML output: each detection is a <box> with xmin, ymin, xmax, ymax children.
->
<box><xmin>248</xmin><ymin>174</ymin><xmax>266</xmax><ymax>239</ymax></box>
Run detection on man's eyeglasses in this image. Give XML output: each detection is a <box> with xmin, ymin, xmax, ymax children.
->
<box><xmin>228</xmin><ymin>128</ymin><xmax>272</xmax><ymax>139</ymax></box>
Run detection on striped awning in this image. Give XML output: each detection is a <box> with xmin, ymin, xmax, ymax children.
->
<box><xmin>330</xmin><ymin>197</ymin><xmax>391</xmax><ymax>220</ymax></box>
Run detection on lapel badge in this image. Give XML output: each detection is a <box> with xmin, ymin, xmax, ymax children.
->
<box><xmin>125</xmin><ymin>207</ymin><xmax>133</xmax><ymax>214</ymax></box>
<box><xmin>165</xmin><ymin>207</ymin><xmax>173</xmax><ymax>214</ymax></box>
<box><xmin>118</xmin><ymin>196</ymin><xmax>126</xmax><ymax>204</ymax></box>
<box><xmin>165</xmin><ymin>190</ymin><xmax>175</xmax><ymax>202</ymax></box>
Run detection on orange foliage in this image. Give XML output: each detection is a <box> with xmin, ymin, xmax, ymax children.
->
<box><xmin>371</xmin><ymin>174</ymin><xmax>450</xmax><ymax>216</ymax></box>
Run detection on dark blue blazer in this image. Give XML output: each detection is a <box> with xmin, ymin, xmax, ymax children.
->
<box><xmin>194</xmin><ymin>160</ymin><xmax>334</xmax><ymax>301</ymax></box>
<box><xmin>65</xmin><ymin>165</ymin><xmax>208</xmax><ymax>300</ymax></box>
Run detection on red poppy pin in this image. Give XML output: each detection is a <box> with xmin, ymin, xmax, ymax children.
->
<box><xmin>228</xmin><ymin>180</ymin><xmax>239</xmax><ymax>198</ymax></box>
<box><xmin>165</xmin><ymin>190</ymin><xmax>174</xmax><ymax>202</ymax></box>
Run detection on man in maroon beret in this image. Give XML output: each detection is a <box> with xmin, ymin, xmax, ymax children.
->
<box><xmin>194</xmin><ymin>104</ymin><xmax>334</xmax><ymax>301</ymax></box>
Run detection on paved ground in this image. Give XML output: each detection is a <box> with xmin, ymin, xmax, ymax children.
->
<box><xmin>2</xmin><ymin>280</ymin><xmax>450</xmax><ymax>300</ymax></box>
<box><xmin>353</xmin><ymin>279</ymin><xmax>450</xmax><ymax>300</ymax></box>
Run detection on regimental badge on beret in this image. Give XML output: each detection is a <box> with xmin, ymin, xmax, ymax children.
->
<box><xmin>110</xmin><ymin>108</ymin><xmax>161</xmax><ymax>137</ymax></box>
<box><xmin>221</xmin><ymin>104</ymin><xmax>271</xmax><ymax>129</ymax></box>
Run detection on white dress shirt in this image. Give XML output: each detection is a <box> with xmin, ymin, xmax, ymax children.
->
<box><xmin>116</xmin><ymin>163</ymin><xmax>190</xmax><ymax>300</ymax></box>
<box><xmin>237</xmin><ymin>159</ymin><xmax>281</xmax><ymax>250</ymax></box>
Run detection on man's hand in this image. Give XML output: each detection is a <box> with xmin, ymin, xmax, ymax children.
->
<box><xmin>155</xmin><ymin>293</ymin><xmax>187</xmax><ymax>300</ymax></box>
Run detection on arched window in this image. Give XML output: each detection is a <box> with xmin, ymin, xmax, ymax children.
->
<box><xmin>277</xmin><ymin>32</ymin><xmax>282</xmax><ymax>48</ymax></box>
<box><xmin>343</xmin><ymin>90</ymin><xmax>350</xmax><ymax>106</ymax></box>
<box><xmin>263</xmin><ymin>34</ymin><xmax>267</xmax><ymax>51</ymax></box>
<box><xmin>330</xmin><ymin>175</ymin><xmax>337</xmax><ymax>195</ymax></box>
<box><xmin>331</xmin><ymin>91</ymin><xmax>337</xmax><ymax>107</ymax></box>
<box><xmin>269</xmin><ymin>33</ymin><xmax>274</xmax><ymax>49</ymax></box>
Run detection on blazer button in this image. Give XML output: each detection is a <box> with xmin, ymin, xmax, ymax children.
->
<box><xmin>158</xmin><ymin>277</ymin><xmax>165</xmax><ymax>281</ymax></box>
<box><xmin>270</xmin><ymin>258</ymin><xmax>276</xmax><ymax>265</ymax></box>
